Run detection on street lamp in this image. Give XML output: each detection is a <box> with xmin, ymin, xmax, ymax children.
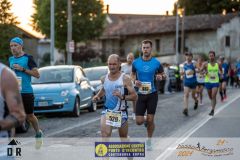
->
<box><xmin>175</xmin><ymin>2</ymin><xmax>180</xmax><ymax>65</ymax></box>
<box><xmin>67</xmin><ymin>0</ymin><xmax>73</xmax><ymax>65</ymax></box>
<box><xmin>50</xmin><ymin>0</ymin><xmax>55</xmax><ymax>65</ymax></box>
<box><xmin>180</xmin><ymin>8</ymin><xmax>185</xmax><ymax>56</ymax></box>
<box><xmin>175</xmin><ymin>2</ymin><xmax>185</xmax><ymax>65</ymax></box>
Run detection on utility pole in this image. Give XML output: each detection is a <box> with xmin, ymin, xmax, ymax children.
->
<box><xmin>50</xmin><ymin>0</ymin><xmax>55</xmax><ymax>65</ymax></box>
<box><xmin>67</xmin><ymin>0</ymin><xmax>73</xmax><ymax>65</ymax></box>
<box><xmin>176</xmin><ymin>2</ymin><xmax>179</xmax><ymax>65</ymax></box>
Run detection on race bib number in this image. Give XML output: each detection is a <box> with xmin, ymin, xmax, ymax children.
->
<box><xmin>197</xmin><ymin>73</ymin><xmax>205</xmax><ymax>83</ymax></box>
<box><xmin>17</xmin><ymin>77</ymin><xmax>22</xmax><ymax>91</ymax></box>
<box><xmin>139</xmin><ymin>82</ymin><xmax>151</xmax><ymax>94</ymax></box>
<box><xmin>197</xmin><ymin>73</ymin><xmax>203</xmax><ymax>79</ymax></box>
<box><xmin>186</xmin><ymin>69</ymin><xmax>194</xmax><ymax>78</ymax></box>
<box><xmin>209</xmin><ymin>73</ymin><xmax>217</xmax><ymax>80</ymax></box>
<box><xmin>106</xmin><ymin>110</ymin><xmax>122</xmax><ymax>128</ymax></box>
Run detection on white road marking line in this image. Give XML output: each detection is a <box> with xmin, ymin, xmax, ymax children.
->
<box><xmin>47</xmin><ymin>117</ymin><xmax>100</xmax><ymax>137</ymax></box>
<box><xmin>155</xmin><ymin>92</ymin><xmax>240</xmax><ymax>160</ymax></box>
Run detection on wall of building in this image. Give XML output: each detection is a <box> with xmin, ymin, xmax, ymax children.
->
<box><xmin>100</xmin><ymin>31</ymin><xmax>218</xmax><ymax>57</ymax></box>
<box><xmin>185</xmin><ymin>31</ymin><xmax>217</xmax><ymax>54</ymax></box>
<box><xmin>217</xmin><ymin>16</ymin><xmax>240</xmax><ymax>62</ymax></box>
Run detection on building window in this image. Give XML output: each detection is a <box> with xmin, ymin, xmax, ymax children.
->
<box><xmin>225</xmin><ymin>36</ymin><xmax>230</xmax><ymax>47</ymax></box>
<box><xmin>155</xmin><ymin>39</ymin><xmax>160</xmax><ymax>52</ymax></box>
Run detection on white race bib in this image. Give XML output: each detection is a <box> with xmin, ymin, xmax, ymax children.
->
<box><xmin>197</xmin><ymin>73</ymin><xmax>205</xmax><ymax>83</ymax></box>
<box><xmin>106</xmin><ymin>110</ymin><xmax>122</xmax><ymax>128</ymax></box>
<box><xmin>185</xmin><ymin>69</ymin><xmax>194</xmax><ymax>78</ymax></box>
<box><xmin>17</xmin><ymin>77</ymin><xmax>22</xmax><ymax>91</ymax></box>
<box><xmin>139</xmin><ymin>82</ymin><xmax>151</xmax><ymax>94</ymax></box>
<box><xmin>209</xmin><ymin>73</ymin><xmax>217</xmax><ymax>80</ymax></box>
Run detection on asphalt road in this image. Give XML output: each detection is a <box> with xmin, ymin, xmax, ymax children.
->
<box><xmin>155</xmin><ymin>88</ymin><xmax>240</xmax><ymax>160</ymax></box>
<box><xmin>15</xmin><ymin>87</ymin><xmax>240</xmax><ymax>160</ymax></box>
<box><xmin>21</xmin><ymin>88</ymin><xmax>239</xmax><ymax>137</ymax></box>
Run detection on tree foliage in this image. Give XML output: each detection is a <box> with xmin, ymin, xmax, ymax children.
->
<box><xmin>32</xmin><ymin>0</ymin><xmax>106</xmax><ymax>50</ymax></box>
<box><xmin>0</xmin><ymin>0</ymin><xmax>20</xmax><ymax>64</ymax></box>
<box><xmin>173</xmin><ymin>0</ymin><xmax>240</xmax><ymax>15</ymax></box>
<box><xmin>0</xmin><ymin>0</ymin><xmax>19</xmax><ymax>24</ymax></box>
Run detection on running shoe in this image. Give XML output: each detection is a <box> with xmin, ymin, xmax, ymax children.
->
<box><xmin>183</xmin><ymin>109</ymin><xmax>188</xmax><ymax>116</ymax></box>
<box><xmin>35</xmin><ymin>130</ymin><xmax>43</xmax><ymax>150</ymax></box>
<box><xmin>132</xmin><ymin>113</ymin><xmax>136</xmax><ymax>120</ymax></box>
<box><xmin>221</xmin><ymin>97</ymin><xmax>224</xmax><ymax>102</ymax></box>
<box><xmin>146</xmin><ymin>139</ymin><xmax>153</xmax><ymax>151</ymax></box>
<box><xmin>224</xmin><ymin>95</ymin><xmax>227</xmax><ymax>100</ymax></box>
<box><xmin>144</xmin><ymin>120</ymin><xmax>148</xmax><ymax>128</ymax></box>
<box><xmin>194</xmin><ymin>100</ymin><xmax>198</xmax><ymax>110</ymax></box>
<box><xmin>164</xmin><ymin>91</ymin><xmax>171</xmax><ymax>95</ymax></box>
<box><xmin>209</xmin><ymin>109</ymin><xmax>214</xmax><ymax>116</ymax></box>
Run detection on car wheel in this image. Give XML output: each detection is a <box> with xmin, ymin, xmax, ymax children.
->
<box><xmin>88</xmin><ymin>101</ymin><xmax>97</xmax><ymax>112</ymax></box>
<box><xmin>72</xmin><ymin>97</ymin><xmax>80</xmax><ymax>117</ymax></box>
<box><xmin>15</xmin><ymin>120</ymin><xmax>30</xmax><ymax>133</ymax></box>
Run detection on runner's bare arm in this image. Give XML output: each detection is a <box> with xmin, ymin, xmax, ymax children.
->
<box><xmin>12</xmin><ymin>64</ymin><xmax>40</xmax><ymax>78</ymax></box>
<box><xmin>131</xmin><ymin>71</ymin><xmax>142</xmax><ymax>88</ymax></box>
<box><xmin>0</xmin><ymin>68</ymin><xmax>26</xmax><ymax>130</ymax></box>
<box><xmin>123</xmin><ymin>75</ymin><xmax>137</xmax><ymax>101</ymax></box>
<box><xmin>200</xmin><ymin>62</ymin><xmax>208</xmax><ymax>73</ymax></box>
<box><xmin>130</xmin><ymin>71</ymin><xmax>136</xmax><ymax>82</ymax></box>
<box><xmin>180</xmin><ymin>63</ymin><xmax>185</xmax><ymax>76</ymax></box>
<box><xmin>92</xmin><ymin>75</ymin><xmax>106</xmax><ymax>101</ymax></box>
<box><xmin>156</xmin><ymin>64</ymin><xmax>165</xmax><ymax>80</ymax></box>
<box><xmin>195</xmin><ymin>63</ymin><xmax>201</xmax><ymax>73</ymax></box>
<box><xmin>218</xmin><ymin>63</ymin><xmax>223</xmax><ymax>75</ymax></box>
<box><xmin>25</xmin><ymin>67</ymin><xmax>40</xmax><ymax>78</ymax></box>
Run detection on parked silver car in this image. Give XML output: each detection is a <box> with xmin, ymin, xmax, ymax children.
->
<box><xmin>83</xmin><ymin>66</ymin><xmax>108</xmax><ymax>106</ymax></box>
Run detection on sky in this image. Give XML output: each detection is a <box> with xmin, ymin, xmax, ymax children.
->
<box><xmin>10</xmin><ymin>0</ymin><xmax>176</xmax><ymax>38</ymax></box>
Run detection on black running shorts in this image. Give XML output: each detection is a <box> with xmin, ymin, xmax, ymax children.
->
<box><xmin>136</xmin><ymin>91</ymin><xmax>158</xmax><ymax>116</ymax></box>
<box><xmin>21</xmin><ymin>93</ymin><xmax>34</xmax><ymax>114</ymax></box>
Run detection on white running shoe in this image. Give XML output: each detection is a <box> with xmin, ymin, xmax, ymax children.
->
<box><xmin>132</xmin><ymin>113</ymin><xmax>136</xmax><ymax>120</ymax></box>
<box><xmin>164</xmin><ymin>92</ymin><xmax>171</xmax><ymax>95</ymax></box>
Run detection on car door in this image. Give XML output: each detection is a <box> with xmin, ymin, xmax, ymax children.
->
<box><xmin>75</xmin><ymin>67</ymin><xmax>93</xmax><ymax>107</ymax></box>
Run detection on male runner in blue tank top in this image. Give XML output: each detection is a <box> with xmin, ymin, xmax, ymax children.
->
<box><xmin>92</xmin><ymin>54</ymin><xmax>137</xmax><ymax>140</ymax></box>
<box><xmin>180</xmin><ymin>52</ymin><xmax>198</xmax><ymax>116</ymax></box>
<box><xmin>218</xmin><ymin>56</ymin><xmax>229</xmax><ymax>102</ymax></box>
<box><xmin>235</xmin><ymin>59</ymin><xmax>240</xmax><ymax>87</ymax></box>
<box><xmin>131</xmin><ymin>40</ymin><xmax>165</xmax><ymax>151</ymax></box>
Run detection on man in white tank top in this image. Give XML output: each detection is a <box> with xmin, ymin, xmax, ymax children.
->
<box><xmin>93</xmin><ymin>54</ymin><xmax>137</xmax><ymax>138</ymax></box>
<box><xmin>0</xmin><ymin>63</ymin><xmax>25</xmax><ymax>137</ymax></box>
<box><xmin>121</xmin><ymin>53</ymin><xmax>134</xmax><ymax>75</ymax></box>
<box><xmin>121</xmin><ymin>53</ymin><xmax>137</xmax><ymax>120</ymax></box>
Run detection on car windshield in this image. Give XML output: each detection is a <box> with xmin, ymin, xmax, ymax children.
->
<box><xmin>84</xmin><ymin>67</ymin><xmax>108</xmax><ymax>81</ymax></box>
<box><xmin>32</xmin><ymin>68</ymin><xmax>74</xmax><ymax>84</ymax></box>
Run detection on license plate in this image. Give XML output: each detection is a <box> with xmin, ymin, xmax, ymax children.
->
<box><xmin>38</xmin><ymin>101</ymin><xmax>48</xmax><ymax>106</ymax></box>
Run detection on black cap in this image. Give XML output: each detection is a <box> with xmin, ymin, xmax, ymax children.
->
<box><xmin>185</xmin><ymin>52</ymin><xmax>193</xmax><ymax>56</ymax></box>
